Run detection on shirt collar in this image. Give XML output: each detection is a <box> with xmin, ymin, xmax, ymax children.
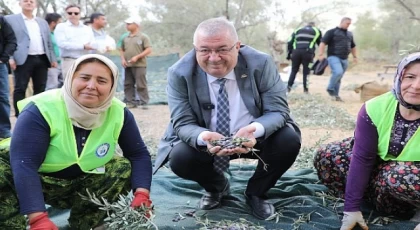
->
<box><xmin>65</xmin><ymin>20</ymin><xmax>84</xmax><ymax>27</ymax></box>
<box><xmin>207</xmin><ymin>69</ymin><xmax>236</xmax><ymax>84</ymax></box>
<box><xmin>21</xmin><ymin>13</ymin><xmax>35</xmax><ymax>20</ymax></box>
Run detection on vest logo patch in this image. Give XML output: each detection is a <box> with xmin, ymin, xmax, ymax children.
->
<box><xmin>96</xmin><ymin>143</ymin><xmax>110</xmax><ymax>158</ymax></box>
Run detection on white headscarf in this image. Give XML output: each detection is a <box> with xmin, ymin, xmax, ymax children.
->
<box><xmin>62</xmin><ymin>54</ymin><xmax>119</xmax><ymax>130</ymax></box>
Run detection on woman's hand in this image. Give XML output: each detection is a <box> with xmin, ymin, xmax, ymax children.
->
<box><xmin>130</xmin><ymin>190</ymin><xmax>152</xmax><ymax>208</ymax></box>
<box><xmin>130</xmin><ymin>189</ymin><xmax>153</xmax><ymax>218</ymax></box>
<box><xmin>340</xmin><ymin>211</ymin><xmax>369</xmax><ymax>230</ymax></box>
<box><xmin>29</xmin><ymin>212</ymin><xmax>58</xmax><ymax>230</ymax></box>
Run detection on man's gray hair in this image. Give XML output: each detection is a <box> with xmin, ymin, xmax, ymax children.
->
<box><xmin>193</xmin><ymin>17</ymin><xmax>238</xmax><ymax>45</ymax></box>
<box><xmin>341</xmin><ymin>17</ymin><xmax>352</xmax><ymax>23</ymax></box>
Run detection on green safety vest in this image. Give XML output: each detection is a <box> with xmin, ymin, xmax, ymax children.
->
<box><xmin>17</xmin><ymin>89</ymin><xmax>125</xmax><ymax>173</ymax></box>
<box><xmin>292</xmin><ymin>26</ymin><xmax>321</xmax><ymax>50</ymax></box>
<box><xmin>366</xmin><ymin>92</ymin><xmax>420</xmax><ymax>161</ymax></box>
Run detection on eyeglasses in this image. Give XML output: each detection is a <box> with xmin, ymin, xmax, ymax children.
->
<box><xmin>67</xmin><ymin>12</ymin><xmax>80</xmax><ymax>16</ymax></box>
<box><xmin>194</xmin><ymin>43</ymin><xmax>237</xmax><ymax>56</ymax></box>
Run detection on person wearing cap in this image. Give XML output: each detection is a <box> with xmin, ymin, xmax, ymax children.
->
<box><xmin>314</xmin><ymin>52</ymin><xmax>420</xmax><ymax>230</ymax></box>
<box><xmin>54</xmin><ymin>4</ymin><xmax>96</xmax><ymax>79</ymax></box>
<box><xmin>0</xmin><ymin>54</ymin><xmax>153</xmax><ymax>229</ymax></box>
<box><xmin>286</xmin><ymin>21</ymin><xmax>322</xmax><ymax>94</ymax></box>
<box><xmin>119</xmin><ymin>16</ymin><xmax>152</xmax><ymax>109</ymax></box>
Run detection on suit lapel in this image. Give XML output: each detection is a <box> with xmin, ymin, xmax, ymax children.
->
<box><xmin>17</xmin><ymin>14</ymin><xmax>29</xmax><ymax>36</ymax></box>
<box><xmin>234</xmin><ymin>54</ymin><xmax>258</xmax><ymax>117</ymax></box>
<box><xmin>193</xmin><ymin>67</ymin><xmax>212</xmax><ymax>128</ymax></box>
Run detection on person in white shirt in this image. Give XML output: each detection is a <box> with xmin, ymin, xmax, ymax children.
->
<box><xmin>89</xmin><ymin>13</ymin><xmax>116</xmax><ymax>55</ymax></box>
<box><xmin>54</xmin><ymin>4</ymin><xmax>96</xmax><ymax>79</ymax></box>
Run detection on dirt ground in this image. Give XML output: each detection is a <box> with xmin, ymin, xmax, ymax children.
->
<box><xmin>8</xmin><ymin>67</ymin><xmax>395</xmax><ymax>154</ymax></box>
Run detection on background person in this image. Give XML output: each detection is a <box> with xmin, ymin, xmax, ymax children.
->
<box><xmin>0</xmin><ymin>54</ymin><xmax>153</xmax><ymax>229</ymax></box>
<box><xmin>153</xmin><ymin>17</ymin><xmax>301</xmax><ymax>220</ymax></box>
<box><xmin>55</xmin><ymin>4</ymin><xmax>96</xmax><ymax>79</ymax></box>
<box><xmin>0</xmin><ymin>15</ymin><xmax>17</xmax><ymax>140</ymax></box>
<box><xmin>286</xmin><ymin>21</ymin><xmax>322</xmax><ymax>94</ymax></box>
<box><xmin>45</xmin><ymin>13</ymin><xmax>63</xmax><ymax>90</ymax></box>
<box><xmin>314</xmin><ymin>52</ymin><xmax>420</xmax><ymax>230</ymax></box>
<box><xmin>318</xmin><ymin>17</ymin><xmax>357</xmax><ymax>102</ymax></box>
<box><xmin>89</xmin><ymin>12</ymin><xmax>115</xmax><ymax>54</ymax></box>
<box><xmin>5</xmin><ymin>0</ymin><xmax>57</xmax><ymax>117</ymax></box>
<box><xmin>119</xmin><ymin>16</ymin><xmax>152</xmax><ymax>109</ymax></box>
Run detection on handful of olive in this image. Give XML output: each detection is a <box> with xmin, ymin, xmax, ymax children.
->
<box><xmin>209</xmin><ymin>137</ymin><xmax>251</xmax><ymax>150</ymax></box>
<box><xmin>208</xmin><ymin>136</ymin><xmax>268</xmax><ymax>171</ymax></box>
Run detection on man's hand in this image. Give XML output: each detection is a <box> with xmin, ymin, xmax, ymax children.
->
<box><xmin>121</xmin><ymin>59</ymin><xmax>128</xmax><ymax>68</ymax></box>
<box><xmin>202</xmin><ymin>125</ymin><xmax>257</xmax><ymax>156</ymax></box>
<box><xmin>9</xmin><ymin>59</ymin><xmax>16</xmax><ymax>70</ymax></box>
<box><xmin>51</xmin><ymin>62</ymin><xmax>58</xmax><ymax>68</ymax></box>
<box><xmin>129</xmin><ymin>56</ymin><xmax>139</xmax><ymax>63</ymax></box>
<box><xmin>29</xmin><ymin>212</ymin><xmax>58</xmax><ymax>230</ymax></box>
<box><xmin>202</xmin><ymin>131</ymin><xmax>228</xmax><ymax>156</ymax></box>
<box><xmin>353</xmin><ymin>57</ymin><xmax>358</xmax><ymax>64</ymax></box>
<box><xmin>84</xmin><ymin>43</ymin><xmax>95</xmax><ymax>50</ymax></box>
<box><xmin>233</xmin><ymin>125</ymin><xmax>257</xmax><ymax>153</ymax></box>
<box><xmin>340</xmin><ymin>211</ymin><xmax>368</xmax><ymax>230</ymax></box>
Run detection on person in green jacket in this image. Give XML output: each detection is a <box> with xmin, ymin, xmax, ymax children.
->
<box><xmin>0</xmin><ymin>54</ymin><xmax>153</xmax><ymax>229</ymax></box>
<box><xmin>314</xmin><ymin>52</ymin><xmax>420</xmax><ymax>230</ymax></box>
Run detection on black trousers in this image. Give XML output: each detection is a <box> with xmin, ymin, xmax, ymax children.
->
<box><xmin>13</xmin><ymin>55</ymin><xmax>49</xmax><ymax>117</ymax></box>
<box><xmin>169</xmin><ymin>125</ymin><xmax>301</xmax><ymax>197</ymax></box>
<box><xmin>288</xmin><ymin>49</ymin><xmax>314</xmax><ymax>91</ymax></box>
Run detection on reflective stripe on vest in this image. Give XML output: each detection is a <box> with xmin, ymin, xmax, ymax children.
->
<box><xmin>292</xmin><ymin>26</ymin><xmax>320</xmax><ymax>49</ymax></box>
<box><xmin>17</xmin><ymin>89</ymin><xmax>125</xmax><ymax>173</ymax></box>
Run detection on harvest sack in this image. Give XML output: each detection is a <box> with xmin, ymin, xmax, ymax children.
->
<box><xmin>354</xmin><ymin>81</ymin><xmax>391</xmax><ymax>102</ymax></box>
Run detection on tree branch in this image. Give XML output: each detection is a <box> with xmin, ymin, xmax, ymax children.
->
<box><xmin>0</xmin><ymin>1</ymin><xmax>14</xmax><ymax>15</ymax></box>
<box><xmin>395</xmin><ymin>0</ymin><xmax>420</xmax><ymax>21</ymax></box>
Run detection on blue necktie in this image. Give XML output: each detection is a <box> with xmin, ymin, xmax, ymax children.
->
<box><xmin>213</xmin><ymin>78</ymin><xmax>230</xmax><ymax>173</ymax></box>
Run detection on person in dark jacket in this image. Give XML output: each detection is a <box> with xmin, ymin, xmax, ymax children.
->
<box><xmin>287</xmin><ymin>22</ymin><xmax>322</xmax><ymax>93</ymax></box>
<box><xmin>0</xmin><ymin>16</ymin><xmax>17</xmax><ymax>139</ymax></box>
<box><xmin>318</xmin><ymin>17</ymin><xmax>357</xmax><ymax>101</ymax></box>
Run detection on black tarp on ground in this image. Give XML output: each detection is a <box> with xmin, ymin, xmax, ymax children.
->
<box><xmin>48</xmin><ymin>164</ymin><xmax>418</xmax><ymax>229</ymax></box>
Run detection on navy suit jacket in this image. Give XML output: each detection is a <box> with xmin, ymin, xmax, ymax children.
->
<box><xmin>153</xmin><ymin>45</ymin><xmax>300</xmax><ymax>174</ymax></box>
<box><xmin>5</xmin><ymin>13</ymin><xmax>56</xmax><ymax>66</ymax></box>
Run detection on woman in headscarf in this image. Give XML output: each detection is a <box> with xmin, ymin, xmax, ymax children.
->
<box><xmin>0</xmin><ymin>54</ymin><xmax>152</xmax><ymax>229</ymax></box>
<box><xmin>314</xmin><ymin>52</ymin><xmax>420</xmax><ymax>230</ymax></box>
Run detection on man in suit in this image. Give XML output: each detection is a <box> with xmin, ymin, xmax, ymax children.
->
<box><xmin>6</xmin><ymin>0</ymin><xmax>57</xmax><ymax>117</ymax></box>
<box><xmin>0</xmin><ymin>16</ymin><xmax>17</xmax><ymax>139</ymax></box>
<box><xmin>153</xmin><ymin>17</ymin><xmax>301</xmax><ymax>220</ymax></box>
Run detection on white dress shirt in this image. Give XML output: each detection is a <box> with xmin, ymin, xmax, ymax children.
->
<box><xmin>54</xmin><ymin>21</ymin><xmax>95</xmax><ymax>59</ymax></box>
<box><xmin>22</xmin><ymin>13</ymin><xmax>44</xmax><ymax>55</ymax></box>
<box><xmin>197</xmin><ymin>70</ymin><xmax>265</xmax><ymax>146</ymax></box>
